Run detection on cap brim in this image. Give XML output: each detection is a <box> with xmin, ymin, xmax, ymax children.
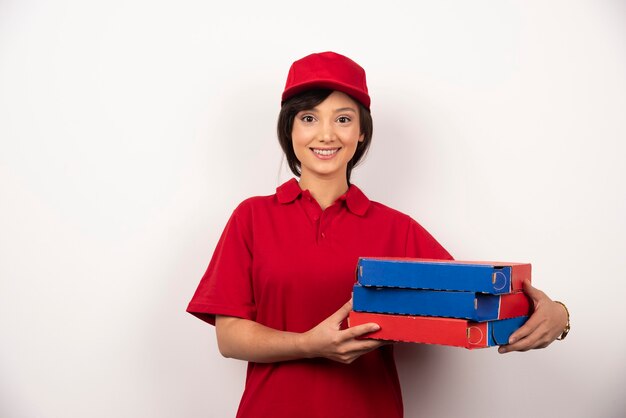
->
<box><xmin>281</xmin><ymin>80</ymin><xmax>370</xmax><ymax>109</ymax></box>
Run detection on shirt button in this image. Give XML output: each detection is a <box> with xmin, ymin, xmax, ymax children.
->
<box><xmin>321</xmin><ymin>232</ymin><xmax>326</xmax><ymax>238</ymax></box>
<box><xmin>313</xmin><ymin>215</ymin><xmax>319</xmax><ymax>221</ymax></box>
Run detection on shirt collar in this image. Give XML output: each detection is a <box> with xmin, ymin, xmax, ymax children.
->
<box><xmin>276</xmin><ymin>178</ymin><xmax>370</xmax><ymax>216</ymax></box>
<box><xmin>276</xmin><ymin>178</ymin><xmax>303</xmax><ymax>204</ymax></box>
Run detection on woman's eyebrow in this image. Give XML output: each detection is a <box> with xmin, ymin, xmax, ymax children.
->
<box><xmin>302</xmin><ymin>106</ymin><xmax>357</xmax><ymax>113</ymax></box>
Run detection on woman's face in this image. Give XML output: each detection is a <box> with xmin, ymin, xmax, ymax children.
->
<box><xmin>291</xmin><ymin>90</ymin><xmax>364</xmax><ymax>183</ymax></box>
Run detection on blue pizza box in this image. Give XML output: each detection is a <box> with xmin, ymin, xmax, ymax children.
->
<box><xmin>352</xmin><ymin>284</ymin><xmax>530</xmax><ymax>321</ymax></box>
<box><xmin>357</xmin><ymin>257</ymin><xmax>531</xmax><ymax>294</ymax></box>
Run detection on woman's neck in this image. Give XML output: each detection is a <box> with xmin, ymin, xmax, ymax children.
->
<box><xmin>299</xmin><ymin>173</ymin><xmax>349</xmax><ymax>210</ymax></box>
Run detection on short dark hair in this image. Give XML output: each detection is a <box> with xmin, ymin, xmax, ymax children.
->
<box><xmin>277</xmin><ymin>89</ymin><xmax>373</xmax><ymax>184</ymax></box>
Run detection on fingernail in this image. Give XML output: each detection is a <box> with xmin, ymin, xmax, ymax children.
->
<box><xmin>498</xmin><ymin>347</ymin><xmax>506</xmax><ymax>354</ymax></box>
<box><xmin>371</xmin><ymin>324</ymin><xmax>380</xmax><ymax>331</ymax></box>
<box><xmin>509</xmin><ymin>337</ymin><xmax>516</xmax><ymax>344</ymax></box>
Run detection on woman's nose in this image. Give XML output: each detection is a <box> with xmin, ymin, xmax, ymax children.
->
<box><xmin>318</xmin><ymin>121</ymin><xmax>336</xmax><ymax>142</ymax></box>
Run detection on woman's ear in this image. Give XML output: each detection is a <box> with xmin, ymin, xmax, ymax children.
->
<box><xmin>359</xmin><ymin>133</ymin><xmax>365</xmax><ymax>142</ymax></box>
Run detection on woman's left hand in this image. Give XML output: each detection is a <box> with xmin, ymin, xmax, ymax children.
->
<box><xmin>498</xmin><ymin>280</ymin><xmax>568</xmax><ymax>354</ymax></box>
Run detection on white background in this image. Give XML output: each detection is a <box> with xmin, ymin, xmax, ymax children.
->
<box><xmin>1</xmin><ymin>1</ymin><xmax>625</xmax><ymax>417</ymax></box>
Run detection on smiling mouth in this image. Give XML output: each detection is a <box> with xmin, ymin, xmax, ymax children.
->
<box><xmin>311</xmin><ymin>148</ymin><xmax>341</xmax><ymax>157</ymax></box>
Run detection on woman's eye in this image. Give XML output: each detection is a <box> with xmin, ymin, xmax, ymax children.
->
<box><xmin>301</xmin><ymin>115</ymin><xmax>315</xmax><ymax>123</ymax></box>
<box><xmin>337</xmin><ymin>116</ymin><xmax>351</xmax><ymax>123</ymax></box>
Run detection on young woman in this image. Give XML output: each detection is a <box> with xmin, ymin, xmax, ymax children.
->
<box><xmin>187</xmin><ymin>51</ymin><xmax>570</xmax><ymax>418</ymax></box>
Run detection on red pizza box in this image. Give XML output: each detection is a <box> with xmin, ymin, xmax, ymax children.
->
<box><xmin>348</xmin><ymin>311</ymin><xmax>528</xmax><ymax>349</ymax></box>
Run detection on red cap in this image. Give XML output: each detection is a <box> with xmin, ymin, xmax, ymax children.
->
<box><xmin>281</xmin><ymin>51</ymin><xmax>370</xmax><ymax>109</ymax></box>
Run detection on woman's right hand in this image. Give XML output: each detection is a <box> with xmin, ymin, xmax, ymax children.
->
<box><xmin>216</xmin><ymin>298</ymin><xmax>387</xmax><ymax>364</ymax></box>
<box><xmin>299</xmin><ymin>298</ymin><xmax>388</xmax><ymax>364</ymax></box>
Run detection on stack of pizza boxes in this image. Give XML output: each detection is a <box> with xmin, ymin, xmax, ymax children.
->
<box><xmin>348</xmin><ymin>258</ymin><xmax>532</xmax><ymax>349</ymax></box>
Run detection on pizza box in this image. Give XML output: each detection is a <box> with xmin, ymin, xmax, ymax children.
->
<box><xmin>348</xmin><ymin>311</ymin><xmax>528</xmax><ymax>349</ymax></box>
<box><xmin>357</xmin><ymin>257</ymin><xmax>531</xmax><ymax>294</ymax></box>
<box><xmin>352</xmin><ymin>284</ymin><xmax>530</xmax><ymax>321</ymax></box>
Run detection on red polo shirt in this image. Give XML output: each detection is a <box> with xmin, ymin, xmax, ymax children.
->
<box><xmin>187</xmin><ymin>179</ymin><xmax>452</xmax><ymax>418</ymax></box>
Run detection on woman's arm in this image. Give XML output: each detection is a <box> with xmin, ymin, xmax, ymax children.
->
<box><xmin>215</xmin><ymin>299</ymin><xmax>387</xmax><ymax>364</ymax></box>
<box><xmin>498</xmin><ymin>281</ymin><xmax>569</xmax><ymax>354</ymax></box>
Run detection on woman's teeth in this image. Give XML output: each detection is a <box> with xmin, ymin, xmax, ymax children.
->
<box><xmin>312</xmin><ymin>148</ymin><xmax>339</xmax><ymax>156</ymax></box>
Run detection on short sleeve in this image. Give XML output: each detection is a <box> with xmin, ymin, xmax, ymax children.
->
<box><xmin>186</xmin><ymin>204</ymin><xmax>256</xmax><ymax>326</ymax></box>
<box><xmin>405</xmin><ymin>218</ymin><xmax>454</xmax><ymax>261</ymax></box>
